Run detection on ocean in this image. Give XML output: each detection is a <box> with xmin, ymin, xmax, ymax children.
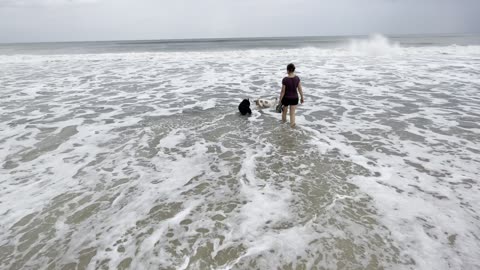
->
<box><xmin>0</xmin><ymin>34</ymin><xmax>479</xmax><ymax>269</ymax></box>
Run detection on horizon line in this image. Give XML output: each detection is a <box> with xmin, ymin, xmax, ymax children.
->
<box><xmin>0</xmin><ymin>31</ymin><xmax>478</xmax><ymax>46</ymax></box>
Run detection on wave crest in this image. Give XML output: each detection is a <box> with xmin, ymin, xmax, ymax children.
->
<box><xmin>348</xmin><ymin>34</ymin><xmax>400</xmax><ymax>56</ymax></box>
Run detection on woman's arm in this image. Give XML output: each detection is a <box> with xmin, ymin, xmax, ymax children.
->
<box><xmin>298</xmin><ymin>82</ymin><xmax>304</xmax><ymax>104</ymax></box>
<box><xmin>280</xmin><ymin>85</ymin><xmax>286</xmax><ymax>101</ymax></box>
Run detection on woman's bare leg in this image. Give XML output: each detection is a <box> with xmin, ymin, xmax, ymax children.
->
<box><xmin>290</xmin><ymin>105</ymin><xmax>297</xmax><ymax>127</ymax></box>
<box><xmin>282</xmin><ymin>105</ymin><xmax>288</xmax><ymax>123</ymax></box>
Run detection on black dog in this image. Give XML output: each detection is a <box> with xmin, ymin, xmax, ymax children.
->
<box><xmin>238</xmin><ymin>99</ymin><xmax>252</xmax><ymax>115</ymax></box>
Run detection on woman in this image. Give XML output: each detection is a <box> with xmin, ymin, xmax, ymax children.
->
<box><xmin>280</xmin><ymin>63</ymin><xmax>304</xmax><ymax>127</ymax></box>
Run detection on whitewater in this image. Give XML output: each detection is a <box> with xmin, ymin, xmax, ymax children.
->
<box><xmin>0</xmin><ymin>35</ymin><xmax>479</xmax><ymax>269</ymax></box>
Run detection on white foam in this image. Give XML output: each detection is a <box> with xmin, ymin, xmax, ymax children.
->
<box><xmin>348</xmin><ymin>34</ymin><xmax>401</xmax><ymax>56</ymax></box>
<box><xmin>159</xmin><ymin>130</ymin><xmax>187</xmax><ymax>148</ymax></box>
<box><xmin>1</xmin><ymin>39</ymin><xmax>479</xmax><ymax>269</ymax></box>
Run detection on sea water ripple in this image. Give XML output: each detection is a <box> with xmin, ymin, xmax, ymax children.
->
<box><xmin>0</xmin><ymin>39</ymin><xmax>479</xmax><ymax>269</ymax></box>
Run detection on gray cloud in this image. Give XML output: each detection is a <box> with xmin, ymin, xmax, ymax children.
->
<box><xmin>0</xmin><ymin>0</ymin><xmax>479</xmax><ymax>43</ymax></box>
<box><xmin>0</xmin><ymin>0</ymin><xmax>99</xmax><ymax>7</ymax></box>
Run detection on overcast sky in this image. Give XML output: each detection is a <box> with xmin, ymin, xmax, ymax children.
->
<box><xmin>0</xmin><ymin>0</ymin><xmax>479</xmax><ymax>43</ymax></box>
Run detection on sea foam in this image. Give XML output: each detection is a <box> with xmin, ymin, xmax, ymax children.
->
<box><xmin>0</xmin><ymin>37</ymin><xmax>479</xmax><ymax>269</ymax></box>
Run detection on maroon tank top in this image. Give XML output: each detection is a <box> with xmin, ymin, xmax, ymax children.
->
<box><xmin>282</xmin><ymin>76</ymin><xmax>300</xmax><ymax>98</ymax></box>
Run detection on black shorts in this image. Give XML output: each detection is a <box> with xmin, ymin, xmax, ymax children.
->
<box><xmin>282</xmin><ymin>97</ymin><xmax>299</xmax><ymax>106</ymax></box>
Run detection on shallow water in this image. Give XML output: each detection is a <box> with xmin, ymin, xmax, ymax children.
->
<box><xmin>1</xmin><ymin>36</ymin><xmax>480</xmax><ymax>269</ymax></box>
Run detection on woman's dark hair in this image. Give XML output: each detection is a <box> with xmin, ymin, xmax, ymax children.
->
<box><xmin>287</xmin><ymin>63</ymin><xmax>295</xmax><ymax>73</ymax></box>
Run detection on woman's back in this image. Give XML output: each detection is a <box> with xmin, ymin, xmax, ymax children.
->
<box><xmin>282</xmin><ymin>76</ymin><xmax>300</xmax><ymax>98</ymax></box>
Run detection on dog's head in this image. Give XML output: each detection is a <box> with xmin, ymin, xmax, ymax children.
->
<box><xmin>241</xmin><ymin>99</ymin><xmax>250</xmax><ymax>106</ymax></box>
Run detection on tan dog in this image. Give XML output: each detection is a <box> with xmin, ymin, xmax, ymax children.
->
<box><xmin>255</xmin><ymin>98</ymin><xmax>278</xmax><ymax>109</ymax></box>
